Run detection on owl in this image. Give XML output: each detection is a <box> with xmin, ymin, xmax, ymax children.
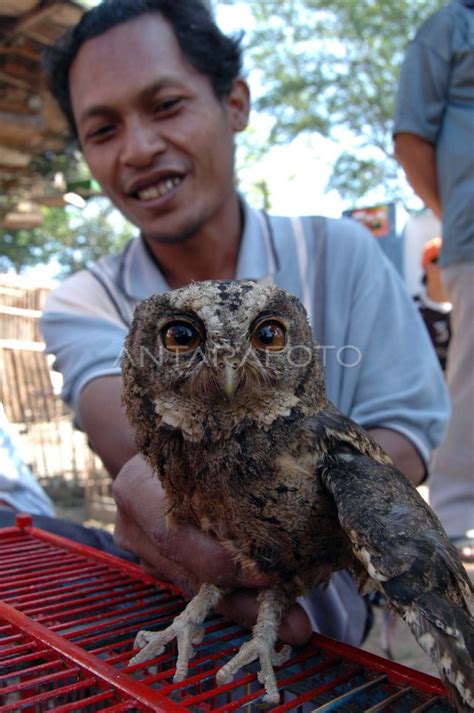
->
<box><xmin>122</xmin><ymin>279</ymin><xmax>473</xmax><ymax>710</ymax></box>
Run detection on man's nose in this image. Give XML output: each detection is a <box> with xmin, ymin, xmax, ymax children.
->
<box><xmin>120</xmin><ymin>117</ymin><xmax>167</xmax><ymax>166</ymax></box>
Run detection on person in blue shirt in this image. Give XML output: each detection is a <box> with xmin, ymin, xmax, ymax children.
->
<box><xmin>0</xmin><ymin>401</ymin><xmax>135</xmax><ymax>558</ymax></box>
<box><xmin>394</xmin><ymin>0</ymin><xmax>474</xmax><ymax>561</ymax></box>
<box><xmin>39</xmin><ymin>0</ymin><xmax>449</xmax><ymax>646</ymax></box>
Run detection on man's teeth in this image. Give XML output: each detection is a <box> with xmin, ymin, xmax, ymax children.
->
<box><xmin>137</xmin><ymin>177</ymin><xmax>181</xmax><ymax>200</ymax></box>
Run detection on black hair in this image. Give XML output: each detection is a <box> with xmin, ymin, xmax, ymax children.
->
<box><xmin>43</xmin><ymin>0</ymin><xmax>243</xmax><ymax>139</ymax></box>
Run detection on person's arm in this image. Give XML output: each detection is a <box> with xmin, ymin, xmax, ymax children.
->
<box><xmin>112</xmin><ymin>454</ymin><xmax>312</xmax><ymax>646</ymax></box>
<box><xmin>322</xmin><ymin>219</ymin><xmax>449</xmax><ymax>489</ymax></box>
<box><xmin>79</xmin><ymin>375</ymin><xmax>137</xmax><ymax>477</ymax></box>
<box><xmin>393</xmin><ymin>11</ymin><xmax>452</xmax><ymax>219</ymax></box>
<box><xmin>367</xmin><ymin>427</ymin><xmax>425</xmax><ymax>486</ymax></box>
<box><xmin>394</xmin><ymin>132</ymin><xmax>442</xmax><ymax>219</ymax></box>
<box><xmin>40</xmin><ymin>269</ymin><xmax>138</xmax><ymax>477</ymax></box>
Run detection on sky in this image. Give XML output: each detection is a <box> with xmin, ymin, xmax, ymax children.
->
<box><xmin>216</xmin><ymin>2</ymin><xmax>349</xmax><ymax>218</ymax></box>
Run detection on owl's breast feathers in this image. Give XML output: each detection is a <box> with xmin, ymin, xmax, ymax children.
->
<box><xmin>151</xmin><ymin>389</ymin><xmax>301</xmax><ymax>442</ymax></box>
<box><xmin>145</xmin><ymin>401</ymin><xmax>388</xmax><ymax>590</ymax></box>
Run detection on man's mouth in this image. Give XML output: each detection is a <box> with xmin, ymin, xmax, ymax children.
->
<box><xmin>134</xmin><ymin>176</ymin><xmax>183</xmax><ymax>201</ymax></box>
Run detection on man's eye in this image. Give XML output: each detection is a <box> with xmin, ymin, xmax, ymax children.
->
<box><xmin>153</xmin><ymin>98</ymin><xmax>182</xmax><ymax>114</ymax></box>
<box><xmin>87</xmin><ymin>124</ymin><xmax>115</xmax><ymax>141</ymax></box>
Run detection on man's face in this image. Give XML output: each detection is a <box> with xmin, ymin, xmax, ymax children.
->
<box><xmin>69</xmin><ymin>14</ymin><xmax>249</xmax><ymax>243</ymax></box>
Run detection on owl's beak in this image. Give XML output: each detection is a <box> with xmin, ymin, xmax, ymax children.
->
<box><xmin>223</xmin><ymin>363</ymin><xmax>237</xmax><ymax>398</ymax></box>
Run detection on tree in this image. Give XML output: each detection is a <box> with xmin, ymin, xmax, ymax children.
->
<box><xmin>1</xmin><ymin>224</ymin><xmax>56</xmax><ymax>275</ymax></box>
<box><xmin>236</xmin><ymin>0</ymin><xmax>444</xmax><ymax>203</ymax></box>
<box><xmin>0</xmin><ymin>198</ymin><xmax>135</xmax><ymax>276</ymax></box>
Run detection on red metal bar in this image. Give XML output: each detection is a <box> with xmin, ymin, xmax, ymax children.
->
<box><xmin>1</xmin><ymin>663</ymin><xmax>80</xmax><ymax>694</ymax></box>
<box><xmin>4</xmin><ymin>570</ymin><xmax>134</xmax><ymax>605</ymax></box>
<box><xmin>0</xmin><ymin>676</ymin><xmax>103</xmax><ymax>712</ymax></box>
<box><xmin>0</xmin><ymin>517</ymin><xmax>453</xmax><ymax>712</ymax></box>
<box><xmin>0</xmin><ymin>600</ymin><xmax>188</xmax><ymax>712</ymax></box>
<box><xmin>16</xmin><ymin>518</ymin><xmax>177</xmax><ymax>593</ymax></box>
<box><xmin>0</xmin><ymin>551</ymin><xmax>79</xmax><ymax>573</ymax></box>
<box><xmin>43</xmin><ymin>595</ymin><xmax>181</xmax><ymax>632</ymax></box>
<box><xmin>0</xmin><ymin>658</ymin><xmax>65</xmax><ymax>684</ymax></box>
<box><xmin>0</xmin><ymin>647</ymin><xmax>54</xmax><ymax>672</ymax></box>
<box><xmin>44</xmin><ymin>691</ymin><xmax>125</xmax><ymax>713</ymax></box>
<box><xmin>311</xmin><ymin>633</ymin><xmax>446</xmax><ymax>697</ymax></box>
<box><xmin>194</xmin><ymin>655</ymin><xmax>343</xmax><ymax>711</ymax></box>
<box><xmin>22</xmin><ymin>581</ymin><xmax>157</xmax><ymax>616</ymax></box>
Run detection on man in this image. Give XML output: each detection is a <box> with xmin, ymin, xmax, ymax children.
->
<box><xmin>394</xmin><ymin>0</ymin><xmax>474</xmax><ymax>560</ymax></box>
<box><xmin>41</xmin><ymin>0</ymin><xmax>448</xmax><ymax>646</ymax></box>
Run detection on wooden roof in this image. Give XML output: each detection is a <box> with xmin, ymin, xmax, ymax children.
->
<box><xmin>0</xmin><ymin>0</ymin><xmax>84</xmax><ymax>213</ymax></box>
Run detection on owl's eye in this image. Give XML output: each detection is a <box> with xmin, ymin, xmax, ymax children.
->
<box><xmin>162</xmin><ymin>321</ymin><xmax>202</xmax><ymax>353</ymax></box>
<box><xmin>251</xmin><ymin>320</ymin><xmax>287</xmax><ymax>351</ymax></box>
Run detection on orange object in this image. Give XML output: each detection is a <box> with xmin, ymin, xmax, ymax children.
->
<box><xmin>422</xmin><ymin>237</ymin><xmax>442</xmax><ymax>268</ymax></box>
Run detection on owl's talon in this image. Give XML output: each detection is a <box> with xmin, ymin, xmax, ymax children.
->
<box><xmin>191</xmin><ymin>624</ymin><xmax>205</xmax><ymax>645</ymax></box>
<box><xmin>130</xmin><ymin>629</ymin><xmax>167</xmax><ymax>665</ymax></box>
<box><xmin>129</xmin><ymin>584</ymin><xmax>222</xmax><ymax>674</ymax></box>
<box><xmin>216</xmin><ymin>636</ymin><xmax>288</xmax><ymax>704</ymax></box>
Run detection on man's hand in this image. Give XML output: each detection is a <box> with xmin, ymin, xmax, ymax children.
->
<box><xmin>113</xmin><ymin>454</ymin><xmax>312</xmax><ymax>646</ymax></box>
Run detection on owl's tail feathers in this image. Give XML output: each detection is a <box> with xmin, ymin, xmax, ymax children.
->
<box><xmin>404</xmin><ymin>592</ymin><xmax>474</xmax><ymax>712</ymax></box>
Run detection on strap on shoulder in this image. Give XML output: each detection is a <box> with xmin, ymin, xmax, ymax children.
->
<box><xmin>307</xmin><ymin>215</ymin><xmax>327</xmax><ymax>342</ymax></box>
<box><xmin>87</xmin><ymin>264</ymin><xmax>134</xmax><ymax>328</ymax></box>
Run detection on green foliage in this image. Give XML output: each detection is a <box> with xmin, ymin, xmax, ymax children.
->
<box><xmin>1</xmin><ymin>225</ymin><xmax>55</xmax><ymax>275</ymax></box>
<box><xmin>238</xmin><ymin>0</ymin><xmax>445</xmax><ymax>202</ymax></box>
<box><xmin>0</xmin><ymin>199</ymin><xmax>135</xmax><ymax>276</ymax></box>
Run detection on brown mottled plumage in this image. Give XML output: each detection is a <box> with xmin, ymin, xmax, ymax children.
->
<box><xmin>122</xmin><ymin>279</ymin><xmax>473</xmax><ymax>709</ymax></box>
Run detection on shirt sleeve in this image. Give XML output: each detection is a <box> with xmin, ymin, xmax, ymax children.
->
<box><xmin>0</xmin><ymin>404</ymin><xmax>55</xmax><ymax>516</ymax></box>
<box><xmin>40</xmin><ymin>270</ymin><xmax>128</xmax><ymax>424</ymax></box>
<box><xmin>323</xmin><ymin>219</ymin><xmax>450</xmax><ymax>467</ymax></box>
<box><xmin>393</xmin><ymin>10</ymin><xmax>453</xmax><ymax>142</ymax></box>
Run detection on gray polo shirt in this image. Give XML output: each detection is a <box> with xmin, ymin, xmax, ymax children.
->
<box><xmin>394</xmin><ymin>0</ymin><xmax>474</xmax><ymax>267</ymax></box>
<box><xmin>41</xmin><ymin>198</ymin><xmax>448</xmax><ymax>463</ymax></box>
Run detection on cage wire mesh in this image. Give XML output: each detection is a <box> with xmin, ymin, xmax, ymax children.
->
<box><xmin>0</xmin><ymin>516</ymin><xmax>453</xmax><ymax>712</ymax></box>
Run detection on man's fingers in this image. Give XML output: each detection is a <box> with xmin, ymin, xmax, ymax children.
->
<box><xmin>152</xmin><ymin>523</ymin><xmax>270</xmax><ymax>588</ymax></box>
<box><xmin>138</xmin><ymin>557</ymin><xmax>199</xmax><ymax>598</ymax></box>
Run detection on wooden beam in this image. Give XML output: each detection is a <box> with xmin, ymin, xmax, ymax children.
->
<box><xmin>0</xmin><ymin>0</ymin><xmax>38</xmax><ymax>17</ymax></box>
<box><xmin>0</xmin><ymin>111</ymin><xmax>42</xmax><ymax>147</ymax></box>
<box><xmin>14</xmin><ymin>2</ymin><xmax>83</xmax><ymax>45</ymax></box>
<box><xmin>0</xmin><ymin>40</ymin><xmax>41</xmax><ymax>63</ymax></box>
<box><xmin>0</xmin><ymin>144</ymin><xmax>31</xmax><ymax>168</ymax></box>
<box><xmin>1</xmin><ymin>56</ymin><xmax>39</xmax><ymax>86</ymax></box>
<box><xmin>0</xmin><ymin>69</ymin><xmax>30</xmax><ymax>89</ymax></box>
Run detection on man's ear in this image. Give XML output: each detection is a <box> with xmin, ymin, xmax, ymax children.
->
<box><xmin>226</xmin><ymin>78</ymin><xmax>250</xmax><ymax>133</ymax></box>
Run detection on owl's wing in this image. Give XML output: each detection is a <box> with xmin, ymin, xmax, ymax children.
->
<box><xmin>318</xmin><ymin>449</ymin><xmax>474</xmax><ymax>709</ymax></box>
<box><xmin>318</xmin><ymin>450</ymin><xmax>471</xmax><ymax>601</ymax></box>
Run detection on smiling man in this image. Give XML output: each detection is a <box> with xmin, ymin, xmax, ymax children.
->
<box><xmin>40</xmin><ymin>0</ymin><xmax>448</xmax><ymax>652</ymax></box>
<box><xmin>71</xmin><ymin>15</ymin><xmax>246</xmax><ymax>265</ymax></box>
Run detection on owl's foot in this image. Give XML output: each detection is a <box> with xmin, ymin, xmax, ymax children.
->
<box><xmin>216</xmin><ymin>588</ymin><xmax>291</xmax><ymax>704</ymax></box>
<box><xmin>129</xmin><ymin>583</ymin><xmax>222</xmax><ymax>682</ymax></box>
<box><xmin>217</xmin><ymin>636</ymin><xmax>291</xmax><ymax>703</ymax></box>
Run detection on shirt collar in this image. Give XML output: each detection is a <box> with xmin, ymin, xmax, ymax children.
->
<box><xmin>120</xmin><ymin>195</ymin><xmax>279</xmax><ymax>301</ymax></box>
<box><xmin>235</xmin><ymin>196</ymin><xmax>279</xmax><ymax>279</ymax></box>
<box><xmin>120</xmin><ymin>235</ymin><xmax>169</xmax><ymax>302</ymax></box>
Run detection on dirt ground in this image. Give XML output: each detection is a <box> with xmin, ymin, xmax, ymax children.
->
<box><xmin>53</xmin><ymin>489</ymin><xmax>473</xmax><ymax>681</ymax></box>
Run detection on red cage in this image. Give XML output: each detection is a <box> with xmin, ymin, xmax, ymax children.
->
<box><xmin>0</xmin><ymin>515</ymin><xmax>452</xmax><ymax>712</ymax></box>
